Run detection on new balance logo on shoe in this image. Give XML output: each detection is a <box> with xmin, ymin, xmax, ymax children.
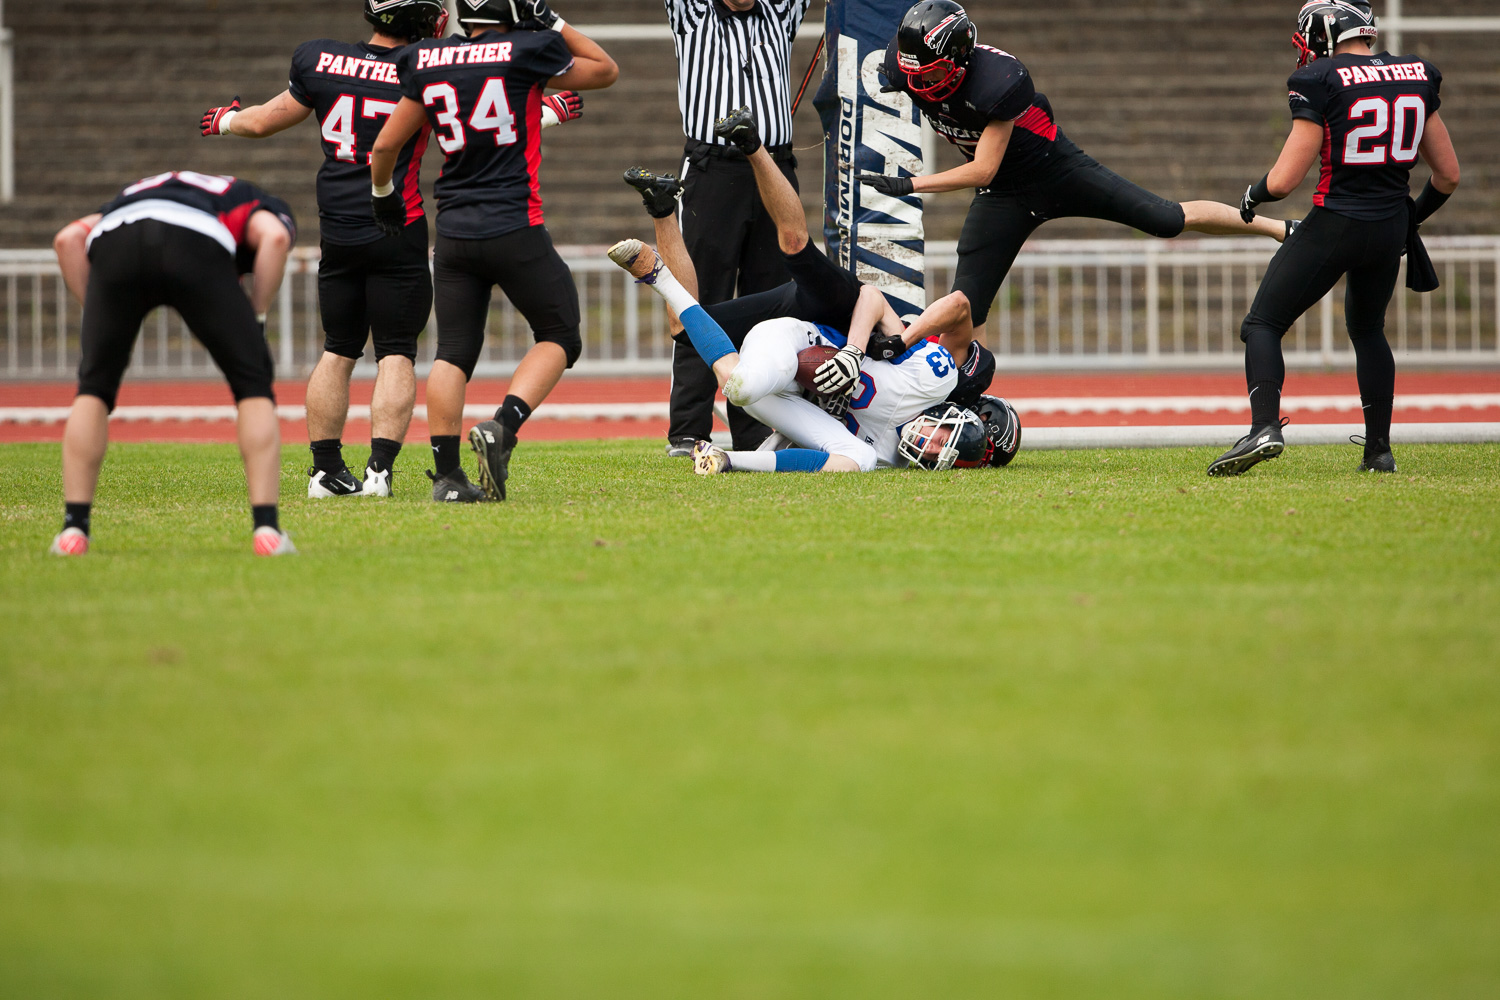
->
<box><xmin>446</xmin><ymin>490</ymin><xmax>459</xmax><ymax>500</ymax></box>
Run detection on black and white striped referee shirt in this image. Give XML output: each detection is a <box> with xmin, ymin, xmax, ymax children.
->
<box><xmin>666</xmin><ymin>0</ymin><xmax>812</xmax><ymax>148</ymax></box>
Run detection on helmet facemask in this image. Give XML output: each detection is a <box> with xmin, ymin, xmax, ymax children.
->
<box><xmin>898</xmin><ymin>405</ymin><xmax>990</xmax><ymax>471</ymax></box>
<box><xmin>897</xmin><ymin>53</ymin><xmax>966</xmax><ymax>101</ymax></box>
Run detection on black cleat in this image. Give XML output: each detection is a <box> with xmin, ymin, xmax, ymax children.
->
<box><xmin>1207</xmin><ymin>419</ymin><xmax>1289</xmax><ymax>477</ymax></box>
<box><xmin>427</xmin><ymin>467</ymin><xmax>487</xmax><ymax>503</ymax></box>
<box><xmin>468</xmin><ymin>419</ymin><xmax>516</xmax><ymax>501</ymax></box>
<box><xmin>1352</xmin><ymin>435</ymin><xmax>1397</xmax><ymax>472</ymax></box>
<box><xmin>713</xmin><ymin>106</ymin><xmax>762</xmax><ymax>156</ymax></box>
<box><xmin>623</xmin><ymin>167</ymin><xmax>683</xmax><ymax>219</ymax></box>
<box><xmin>665</xmin><ymin>436</ymin><xmax>695</xmax><ymax>458</ymax></box>
<box><xmin>308</xmin><ymin>465</ymin><xmax>363</xmax><ymax>498</ymax></box>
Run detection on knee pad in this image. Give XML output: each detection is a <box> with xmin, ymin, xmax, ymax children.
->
<box><xmin>536</xmin><ymin>326</ymin><xmax>582</xmax><ymax>368</ymax></box>
<box><xmin>434</xmin><ymin>342</ymin><xmax>481</xmax><ymax>381</ymax></box>
<box><xmin>1145</xmin><ymin>202</ymin><xmax>1187</xmax><ymax>240</ymax></box>
<box><xmin>75</xmin><ymin>381</ymin><xmax>120</xmax><ymax>413</ymax></box>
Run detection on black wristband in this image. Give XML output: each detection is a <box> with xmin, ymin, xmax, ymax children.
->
<box><xmin>1412</xmin><ymin>179</ymin><xmax>1451</xmax><ymax>226</ymax></box>
<box><xmin>1248</xmin><ymin>174</ymin><xmax>1282</xmax><ymax>206</ymax></box>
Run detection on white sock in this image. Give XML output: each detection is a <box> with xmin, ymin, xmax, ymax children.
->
<box><xmin>650</xmin><ymin>262</ymin><xmax>701</xmax><ymax>319</ymax></box>
<box><xmin>725</xmin><ymin>450</ymin><xmax>775</xmax><ymax>472</ymax></box>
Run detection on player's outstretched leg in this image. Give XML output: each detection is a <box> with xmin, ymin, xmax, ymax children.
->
<box><xmin>608</xmin><ymin>239</ymin><xmax>739</xmax><ymax>386</ymax></box>
<box><xmin>691</xmin><ymin>440</ymin><xmax>859</xmax><ymax>475</ymax></box>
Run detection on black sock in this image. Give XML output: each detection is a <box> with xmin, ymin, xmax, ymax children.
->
<box><xmin>496</xmin><ymin>395</ymin><xmax>531</xmax><ymax>437</ymax></box>
<box><xmin>432</xmin><ymin>435</ymin><xmax>461</xmax><ymax>475</ymax></box>
<box><xmin>310</xmin><ymin>438</ymin><xmax>344</xmax><ymax>473</ymax></box>
<box><xmin>252</xmin><ymin>505</ymin><xmax>280</xmax><ymax>533</ymax></box>
<box><xmin>368</xmin><ymin>437</ymin><xmax>401</xmax><ymax>474</ymax></box>
<box><xmin>1362</xmin><ymin>398</ymin><xmax>1394</xmax><ymax>452</ymax></box>
<box><xmin>1249</xmin><ymin>381</ymin><xmax>1282</xmax><ymax>428</ymax></box>
<box><xmin>63</xmin><ymin>502</ymin><xmax>91</xmax><ymax>537</ymax></box>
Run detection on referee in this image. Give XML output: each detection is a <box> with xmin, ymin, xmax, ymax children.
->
<box><xmin>664</xmin><ymin>0</ymin><xmax>811</xmax><ymax>456</ymax></box>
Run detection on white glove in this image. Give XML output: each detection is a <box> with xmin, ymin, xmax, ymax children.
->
<box><xmin>813</xmin><ymin>344</ymin><xmax>863</xmax><ymax>397</ymax></box>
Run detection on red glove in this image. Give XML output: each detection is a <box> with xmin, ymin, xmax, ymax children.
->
<box><xmin>539</xmin><ymin>91</ymin><xmax>583</xmax><ymax>128</ymax></box>
<box><xmin>201</xmin><ymin>97</ymin><xmax>241</xmax><ymax>136</ymax></box>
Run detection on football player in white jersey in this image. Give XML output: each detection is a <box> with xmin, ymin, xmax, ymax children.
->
<box><xmin>609</xmin><ymin>238</ymin><xmax>990</xmax><ymax>472</ymax></box>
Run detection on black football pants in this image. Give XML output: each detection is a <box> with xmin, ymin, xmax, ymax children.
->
<box><xmin>671</xmin><ymin>152</ymin><xmax>798</xmax><ymax>449</ymax></box>
<box><xmin>954</xmin><ymin>139</ymin><xmax>1187</xmax><ymax>326</ymax></box>
<box><xmin>78</xmin><ymin>220</ymin><xmax>274</xmax><ymax>410</ymax></box>
<box><xmin>1240</xmin><ymin>206</ymin><xmax>1406</xmax><ymax>425</ymax></box>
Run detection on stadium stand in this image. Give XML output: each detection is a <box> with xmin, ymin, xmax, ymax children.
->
<box><xmin>0</xmin><ymin>0</ymin><xmax>1494</xmax><ymax>249</ymax></box>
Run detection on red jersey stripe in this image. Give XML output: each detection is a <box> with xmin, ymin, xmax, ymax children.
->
<box><xmin>1014</xmin><ymin>105</ymin><xmax>1058</xmax><ymax>142</ymax></box>
<box><xmin>525</xmin><ymin>84</ymin><xmax>545</xmax><ymax>227</ymax></box>
<box><xmin>403</xmin><ymin>123</ymin><xmax>431</xmax><ymax>225</ymax></box>
<box><xmin>1314</xmin><ymin>122</ymin><xmax>1332</xmax><ymax>207</ymax></box>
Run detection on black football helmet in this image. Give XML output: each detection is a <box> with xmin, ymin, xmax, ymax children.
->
<box><xmin>898</xmin><ymin>403</ymin><xmax>992</xmax><ymax>471</ymax></box>
<box><xmin>365</xmin><ymin>0</ymin><xmax>448</xmax><ymax>41</ymax></box>
<box><xmin>895</xmin><ymin>0</ymin><xmax>976</xmax><ymax>101</ymax></box>
<box><xmin>453</xmin><ymin>0</ymin><xmax>524</xmax><ymax>27</ymax></box>
<box><xmin>973</xmin><ymin>395</ymin><xmax>1022</xmax><ymax>467</ymax></box>
<box><xmin>1294</xmin><ymin>1</ymin><xmax>1377</xmax><ymax>67</ymax></box>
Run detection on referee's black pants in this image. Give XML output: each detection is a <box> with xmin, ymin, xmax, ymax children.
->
<box><xmin>671</xmin><ymin>147</ymin><xmax>798</xmax><ymax>449</ymax></box>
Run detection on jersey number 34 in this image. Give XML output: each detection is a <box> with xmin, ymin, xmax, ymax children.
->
<box><xmin>423</xmin><ymin>80</ymin><xmax>518</xmax><ymax>154</ymax></box>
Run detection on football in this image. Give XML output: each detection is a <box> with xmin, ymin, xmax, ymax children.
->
<box><xmin>794</xmin><ymin>345</ymin><xmax>841</xmax><ymax>395</ymax></box>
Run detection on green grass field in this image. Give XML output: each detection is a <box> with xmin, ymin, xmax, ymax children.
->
<box><xmin>2</xmin><ymin>439</ymin><xmax>1498</xmax><ymax>999</ymax></box>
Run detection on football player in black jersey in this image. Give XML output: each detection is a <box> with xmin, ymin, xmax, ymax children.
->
<box><xmin>49</xmin><ymin>172</ymin><xmax>298</xmax><ymax>557</ymax></box>
<box><xmin>369</xmin><ymin>0</ymin><xmax>617</xmax><ymax>502</ymax></box>
<box><xmin>1210</xmin><ymin>0</ymin><xmax>1459</xmax><ymax>477</ymax></box>
<box><xmin>203</xmin><ymin>0</ymin><xmax>587</xmax><ymax>500</ymax></box>
<box><xmin>862</xmin><ymin>0</ymin><xmax>1293</xmax><ymax>362</ymax></box>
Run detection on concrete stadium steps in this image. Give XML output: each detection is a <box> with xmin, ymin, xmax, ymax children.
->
<box><xmin>3</xmin><ymin>1</ymin><xmax>1497</xmax><ymax>248</ymax></box>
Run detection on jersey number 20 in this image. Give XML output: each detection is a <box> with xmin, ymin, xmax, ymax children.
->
<box><xmin>423</xmin><ymin>79</ymin><xmax>518</xmax><ymax>154</ymax></box>
<box><xmin>1344</xmin><ymin>95</ymin><xmax>1426</xmax><ymax>166</ymax></box>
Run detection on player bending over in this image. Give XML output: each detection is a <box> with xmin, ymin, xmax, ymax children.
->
<box><xmin>1208</xmin><ymin>0</ymin><xmax>1459</xmax><ymax>477</ymax></box>
<box><xmin>49</xmin><ymin>172</ymin><xmax>299</xmax><ymax>556</ymax></box>
<box><xmin>609</xmin><ymin>237</ymin><xmax>990</xmax><ymax>474</ymax></box>
<box><xmin>370</xmin><ymin>0</ymin><xmax>617</xmax><ymax>501</ymax></box>
<box><xmin>864</xmin><ymin>1</ymin><xmax>1295</xmax><ymax>353</ymax></box>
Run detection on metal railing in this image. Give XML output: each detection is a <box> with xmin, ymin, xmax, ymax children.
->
<box><xmin>1</xmin><ymin>237</ymin><xmax>1497</xmax><ymax>381</ymax></box>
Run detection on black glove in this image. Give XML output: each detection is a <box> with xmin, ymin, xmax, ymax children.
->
<box><xmin>858</xmin><ymin>173</ymin><xmax>915</xmax><ymax>198</ymax></box>
<box><xmin>518</xmin><ymin>0</ymin><xmax>560</xmax><ymax>30</ymax></box>
<box><xmin>201</xmin><ymin>96</ymin><xmax>240</xmax><ymax>136</ymax></box>
<box><xmin>866</xmin><ymin>332</ymin><xmax>907</xmax><ymax>362</ymax></box>
<box><xmin>372</xmin><ymin>190</ymin><xmax>406</xmax><ymax>238</ymax></box>
<box><xmin>1239</xmin><ymin>173</ymin><xmax>1280</xmax><ymax>223</ymax></box>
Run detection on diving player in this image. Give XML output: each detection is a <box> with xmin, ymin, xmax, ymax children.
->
<box><xmin>1210</xmin><ymin>0</ymin><xmax>1459</xmax><ymax>476</ymax></box>
<box><xmin>369</xmin><ymin>0</ymin><xmax>617</xmax><ymax>502</ymax></box>
<box><xmin>202</xmin><ymin>0</ymin><xmax>584</xmax><ymax>499</ymax></box>
<box><xmin>49</xmin><ymin>172</ymin><xmax>298</xmax><ymax>556</ymax></box>
<box><xmin>862</xmin><ymin>0</ymin><xmax>1295</xmax><ymax>356</ymax></box>
<box><xmin>607</xmin><ymin>238</ymin><xmax>989</xmax><ymax>473</ymax></box>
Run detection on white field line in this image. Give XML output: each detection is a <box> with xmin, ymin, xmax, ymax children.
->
<box><xmin>1025</xmin><ymin>423</ymin><xmax>1500</xmax><ymax>449</ymax></box>
<box><xmin>2</xmin><ymin>395</ymin><xmax>1498</xmax><ymax>425</ymax></box>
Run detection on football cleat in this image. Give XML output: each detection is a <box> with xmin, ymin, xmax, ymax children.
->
<box><xmin>623</xmin><ymin>167</ymin><xmax>683</xmax><ymax>219</ymax></box>
<box><xmin>308</xmin><ymin>465</ymin><xmax>363</xmax><ymax>498</ymax></box>
<box><xmin>665</xmin><ymin>436</ymin><xmax>695</xmax><ymax>458</ymax></box>
<box><xmin>468</xmin><ymin>419</ymin><xmax>516</xmax><ymax>501</ymax></box>
<box><xmin>1351</xmin><ymin>434</ymin><xmax>1397</xmax><ymax>472</ymax></box>
<box><xmin>1207</xmin><ymin>419</ymin><xmax>1289</xmax><ymax>477</ymax></box>
<box><xmin>713</xmin><ymin>106</ymin><xmax>762</xmax><ymax>156</ymax></box>
<box><xmin>361</xmin><ymin>466</ymin><xmax>393</xmax><ymax>497</ymax></box>
<box><xmin>48</xmin><ymin>527</ymin><xmax>89</xmax><ymax>556</ymax></box>
<box><xmin>691</xmin><ymin>440</ymin><xmax>732</xmax><ymax>475</ymax></box>
<box><xmin>427</xmin><ymin>467</ymin><xmax>487</xmax><ymax>503</ymax></box>
<box><xmin>252</xmin><ymin>527</ymin><xmax>298</xmax><ymax>557</ymax></box>
<box><xmin>607</xmin><ymin>238</ymin><xmax>664</xmax><ymax>283</ymax></box>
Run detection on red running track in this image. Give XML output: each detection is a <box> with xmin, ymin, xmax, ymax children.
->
<box><xmin>3</xmin><ymin>371</ymin><xmax>1498</xmax><ymax>444</ymax></box>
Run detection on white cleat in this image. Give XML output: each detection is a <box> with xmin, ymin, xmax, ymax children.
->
<box><xmin>253</xmin><ymin>527</ymin><xmax>298</xmax><ymax>557</ymax></box>
<box><xmin>606</xmin><ymin>239</ymin><xmax>664</xmax><ymax>283</ymax></box>
<box><xmin>307</xmin><ymin>466</ymin><xmax>363</xmax><ymax>498</ymax></box>
<box><xmin>691</xmin><ymin>439</ymin><xmax>732</xmax><ymax>475</ymax></box>
<box><xmin>48</xmin><ymin>527</ymin><xmax>89</xmax><ymax>556</ymax></box>
<box><xmin>360</xmin><ymin>467</ymin><xmax>392</xmax><ymax>497</ymax></box>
